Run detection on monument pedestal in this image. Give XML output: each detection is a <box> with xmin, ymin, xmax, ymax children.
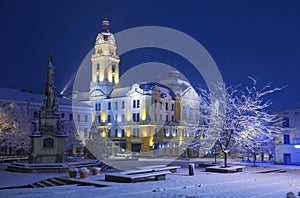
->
<box><xmin>29</xmin><ymin>134</ymin><xmax>67</xmax><ymax>164</ymax></box>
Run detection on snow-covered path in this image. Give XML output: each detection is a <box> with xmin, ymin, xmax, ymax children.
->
<box><xmin>1</xmin><ymin>165</ymin><xmax>300</xmax><ymax>198</ymax></box>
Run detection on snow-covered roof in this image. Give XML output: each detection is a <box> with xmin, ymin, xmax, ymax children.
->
<box><xmin>158</xmin><ymin>69</ymin><xmax>192</xmax><ymax>96</ymax></box>
<box><xmin>108</xmin><ymin>87</ymin><xmax>131</xmax><ymax>98</ymax></box>
<box><xmin>73</xmin><ymin>92</ymin><xmax>90</xmax><ymax>101</ymax></box>
<box><xmin>0</xmin><ymin>87</ymin><xmax>73</xmax><ymax>106</ymax></box>
<box><xmin>0</xmin><ymin>87</ymin><xmax>44</xmax><ymax>103</ymax></box>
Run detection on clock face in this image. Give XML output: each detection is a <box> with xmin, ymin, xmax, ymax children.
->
<box><xmin>110</xmin><ymin>39</ymin><xmax>114</xmax><ymax>45</ymax></box>
<box><xmin>97</xmin><ymin>38</ymin><xmax>102</xmax><ymax>44</ymax></box>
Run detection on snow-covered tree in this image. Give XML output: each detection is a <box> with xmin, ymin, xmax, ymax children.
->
<box><xmin>64</xmin><ymin>121</ymin><xmax>84</xmax><ymax>157</ymax></box>
<box><xmin>198</xmin><ymin>78</ymin><xmax>284</xmax><ymax>167</ymax></box>
<box><xmin>0</xmin><ymin>102</ymin><xmax>31</xmax><ymax>156</ymax></box>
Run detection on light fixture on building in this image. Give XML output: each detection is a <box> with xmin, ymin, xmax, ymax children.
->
<box><xmin>294</xmin><ymin>145</ymin><xmax>300</xmax><ymax>149</ymax></box>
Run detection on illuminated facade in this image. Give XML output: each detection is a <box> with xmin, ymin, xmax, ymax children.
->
<box><xmin>272</xmin><ymin>108</ymin><xmax>300</xmax><ymax>165</ymax></box>
<box><xmin>81</xmin><ymin>19</ymin><xmax>201</xmax><ymax>157</ymax></box>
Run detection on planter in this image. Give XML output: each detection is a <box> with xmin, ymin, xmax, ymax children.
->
<box><xmin>79</xmin><ymin>167</ymin><xmax>89</xmax><ymax>179</ymax></box>
<box><xmin>68</xmin><ymin>168</ymin><xmax>78</xmax><ymax>178</ymax></box>
<box><xmin>92</xmin><ymin>167</ymin><xmax>101</xmax><ymax>175</ymax></box>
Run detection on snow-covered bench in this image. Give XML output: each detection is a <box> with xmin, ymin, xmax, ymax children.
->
<box><xmin>136</xmin><ymin>165</ymin><xmax>181</xmax><ymax>173</ymax></box>
<box><xmin>105</xmin><ymin>170</ymin><xmax>171</xmax><ymax>183</ymax></box>
<box><xmin>205</xmin><ymin>165</ymin><xmax>245</xmax><ymax>173</ymax></box>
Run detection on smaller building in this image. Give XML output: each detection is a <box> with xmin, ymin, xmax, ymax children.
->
<box><xmin>273</xmin><ymin>108</ymin><xmax>300</xmax><ymax>165</ymax></box>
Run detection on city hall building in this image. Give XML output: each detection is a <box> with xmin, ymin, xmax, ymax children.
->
<box><xmin>73</xmin><ymin>19</ymin><xmax>202</xmax><ymax>157</ymax></box>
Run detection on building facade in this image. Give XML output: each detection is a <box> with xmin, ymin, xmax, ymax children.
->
<box><xmin>74</xmin><ymin>19</ymin><xmax>202</xmax><ymax>158</ymax></box>
<box><xmin>273</xmin><ymin>108</ymin><xmax>300</xmax><ymax>165</ymax></box>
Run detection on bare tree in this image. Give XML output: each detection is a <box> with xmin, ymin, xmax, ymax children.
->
<box><xmin>198</xmin><ymin>78</ymin><xmax>284</xmax><ymax>168</ymax></box>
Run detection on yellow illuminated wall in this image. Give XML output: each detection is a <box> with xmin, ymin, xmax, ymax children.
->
<box><xmin>101</xmin><ymin>111</ymin><xmax>107</xmax><ymax>122</ymax></box>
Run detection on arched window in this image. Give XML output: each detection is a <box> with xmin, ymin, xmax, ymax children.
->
<box><xmin>96</xmin><ymin>64</ymin><xmax>100</xmax><ymax>70</ymax></box>
<box><xmin>283</xmin><ymin>117</ymin><xmax>290</xmax><ymax>127</ymax></box>
<box><xmin>43</xmin><ymin>138</ymin><xmax>54</xmax><ymax>148</ymax></box>
<box><xmin>112</xmin><ymin>65</ymin><xmax>116</xmax><ymax>73</ymax></box>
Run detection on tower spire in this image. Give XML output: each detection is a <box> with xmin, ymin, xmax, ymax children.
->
<box><xmin>101</xmin><ymin>18</ymin><xmax>110</xmax><ymax>37</ymax></box>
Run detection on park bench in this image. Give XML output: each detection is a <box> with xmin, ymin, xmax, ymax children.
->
<box><xmin>205</xmin><ymin>165</ymin><xmax>245</xmax><ymax>173</ymax></box>
<box><xmin>136</xmin><ymin>165</ymin><xmax>181</xmax><ymax>173</ymax></box>
<box><xmin>105</xmin><ymin>170</ymin><xmax>171</xmax><ymax>183</ymax></box>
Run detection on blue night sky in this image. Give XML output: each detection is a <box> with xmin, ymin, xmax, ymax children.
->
<box><xmin>0</xmin><ymin>0</ymin><xmax>300</xmax><ymax>109</ymax></box>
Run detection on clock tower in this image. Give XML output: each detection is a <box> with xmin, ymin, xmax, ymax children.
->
<box><xmin>90</xmin><ymin>19</ymin><xmax>120</xmax><ymax>98</ymax></box>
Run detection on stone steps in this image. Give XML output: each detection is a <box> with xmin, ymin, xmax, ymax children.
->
<box><xmin>30</xmin><ymin>177</ymin><xmax>69</xmax><ymax>188</ymax></box>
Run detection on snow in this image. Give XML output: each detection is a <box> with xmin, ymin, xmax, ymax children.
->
<box><xmin>1</xmin><ymin>161</ymin><xmax>300</xmax><ymax>198</ymax></box>
<box><xmin>0</xmin><ymin>87</ymin><xmax>73</xmax><ymax>106</ymax></box>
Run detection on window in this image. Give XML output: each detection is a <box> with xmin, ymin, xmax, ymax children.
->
<box><xmin>166</xmin><ymin>115</ymin><xmax>168</xmax><ymax>122</ymax></box>
<box><xmin>172</xmin><ymin>104</ymin><xmax>174</xmax><ymax>111</ymax></box>
<box><xmin>43</xmin><ymin>138</ymin><xmax>54</xmax><ymax>148</ymax></box>
<box><xmin>171</xmin><ymin>115</ymin><xmax>174</xmax><ymax>121</ymax></box>
<box><xmin>95</xmin><ymin>103</ymin><xmax>101</xmax><ymax>111</ymax></box>
<box><xmin>69</xmin><ymin>114</ymin><xmax>73</xmax><ymax>121</ymax></box>
<box><xmin>283</xmin><ymin>117</ymin><xmax>290</xmax><ymax>127</ymax></box>
<box><xmin>108</xmin><ymin>129</ymin><xmax>111</xmax><ymax>137</ymax></box>
<box><xmin>115</xmin><ymin>102</ymin><xmax>118</xmax><ymax>110</ymax></box>
<box><xmin>154</xmin><ymin>113</ymin><xmax>157</xmax><ymax>122</ymax></box>
<box><xmin>133</xmin><ymin>113</ymin><xmax>140</xmax><ymax>122</ymax></box>
<box><xmin>84</xmin><ymin>115</ymin><xmax>88</xmax><ymax>122</ymax></box>
<box><xmin>133</xmin><ymin>128</ymin><xmax>140</xmax><ymax>137</ymax></box>
<box><xmin>97</xmin><ymin>64</ymin><xmax>100</xmax><ymax>70</ymax></box>
<box><xmin>133</xmin><ymin>100</ymin><xmax>140</xmax><ymax>108</ymax></box>
<box><xmin>172</xmin><ymin>129</ymin><xmax>177</xmax><ymax>137</ymax></box>
<box><xmin>121</xmin><ymin>114</ymin><xmax>125</xmax><ymax>122</ymax></box>
<box><xmin>121</xmin><ymin>101</ymin><xmax>125</xmax><ymax>109</ymax></box>
<box><xmin>98</xmin><ymin>115</ymin><xmax>101</xmax><ymax>123</ymax></box>
<box><xmin>60</xmin><ymin>113</ymin><xmax>65</xmax><ymax>118</ymax></box>
<box><xmin>165</xmin><ymin>103</ymin><xmax>168</xmax><ymax>110</ymax></box>
<box><xmin>154</xmin><ymin>128</ymin><xmax>158</xmax><ymax>137</ymax></box>
<box><xmin>77</xmin><ymin>114</ymin><xmax>80</xmax><ymax>122</ymax></box>
<box><xmin>112</xmin><ymin>65</ymin><xmax>116</xmax><ymax>73</ymax></box>
<box><xmin>96</xmin><ymin>75</ymin><xmax>100</xmax><ymax>82</ymax></box>
<box><xmin>108</xmin><ymin>102</ymin><xmax>111</xmax><ymax>110</ymax></box>
<box><xmin>115</xmin><ymin>129</ymin><xmax>118</xmax><ymax>137</ymax></box>
<box><xmin>160</xmin><ymin>102</ymin><xmax>162</xmax><ymax>109</ymax></box>
<box><xmin>84</xmin><ymin>128</ymin><xmax>88</xmax><ymax>137</ymax></box>
<box><xmin>284</xmin><ymin>134</ymin><xmax>290</xmax><ymax>144</ymax></box>
<box><xmin>107</xmin><ymin>114</ymin><xmax>111</xmax><ymax>123</ymax></box>
<box><xmin>33</xmin><ymin>111</ymin><xmax>38</xmax><ymax>118</ymax></box>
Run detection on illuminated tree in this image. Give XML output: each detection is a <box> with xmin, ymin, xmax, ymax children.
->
<box><xmin>0</xmin><ymin>102</ymin><xmax>31</xmax><ymax>156</ymax></box>
<box><xmin>198</xmin><ymin>78</ymin><xmax>284</xmax><ymax>167</ymax></box>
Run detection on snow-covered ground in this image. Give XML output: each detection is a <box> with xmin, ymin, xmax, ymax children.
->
<box><xmin>1</xmin><ymin>162</ymin><xmax>300</xmax><ymax>198</ymax></box>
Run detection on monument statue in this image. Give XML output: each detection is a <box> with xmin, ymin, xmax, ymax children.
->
<box><xmin>29</xmin><ymin>56</ymin><xmax>68</xmax><ymax>164</ymax></box>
